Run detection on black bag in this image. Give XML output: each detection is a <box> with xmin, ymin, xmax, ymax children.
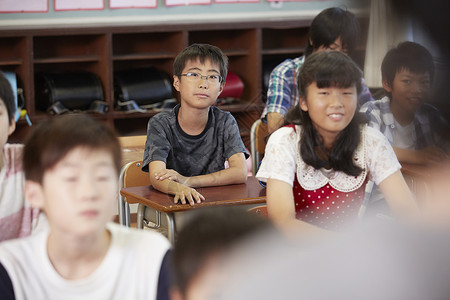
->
<box><xmin>35</xmin><ymin>71</ymin><xmax>104</xmax><ymax>113</ymax></box>
<box><xmin>114</xmin><ymin>67</ymin><xmax>174</xmax><ymax>110</ymax></box>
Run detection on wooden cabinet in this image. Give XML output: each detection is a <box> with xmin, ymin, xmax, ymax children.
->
<box><xmin>1</xmin><ymin>19</ymin><xmax>366</xmax><ymax>147</ymax></box>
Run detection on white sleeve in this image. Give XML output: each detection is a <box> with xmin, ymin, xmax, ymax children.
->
<box><xmin>256</xmin><ymin>126</ymin><xmax>298</xmax><ymax>186</ymax></box>
<box><xmin>365</xmin><ymin>126</ymin><xmax>401</xmax><ymax>185</ymax></box>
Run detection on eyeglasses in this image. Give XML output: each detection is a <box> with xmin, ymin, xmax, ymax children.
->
<box><xmin>179</xmin><ymin>72</ymin><xmax>222</xmax><ymax>84</ymax></box>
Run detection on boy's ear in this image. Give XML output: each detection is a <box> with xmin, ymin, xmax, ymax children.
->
<box><xmin>218</xmin><ymin>82</ymin><xmax>224</xmax><ymax>94</ymax></box>
<box><xmin>382</xmin><ymin>79</ymin><xmax>393</xmax><ymax>93</ymax></box>
<box><xmin>173</xmin><ymin>75</ymin><xmax>180</xmax><ymax>92</ymax></box>
<box><xmin>299</xmin><ymin>96</ymin><xmax>309</xmax><ymax>112</ymax></box>
<box><xmin>8</xmin><ymin>119</ymin><xmax>16</xmax><ymax>137</ymax></box>
<box><xmin>25</xmin><ymin>180</ymin><xmax>45</xmax><ymax>210</ymax></box>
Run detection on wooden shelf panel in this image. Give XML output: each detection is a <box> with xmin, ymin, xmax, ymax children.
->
<box><xmin>111</xmin><ymin>111</ymin><xmax>160</xmax><ymax>119</ymax></box>
<box><xmin>0</xmin><ymin>59</ymin><xmax>23</xmax><ymax>66</ymax></box>
<box><xmin>33</xmin><ymin>55</ymin><xmax>100</xmax><ymax>64</ymax></box>
<box><xmin>262</xmin><ymin>47</ymin><xmax>305</xmax><ymax>56</ymax></box>
<box><xmin>113</xmin><ymin>52</ymin><xmax>176</xmax><ymax>61</ymax></box>
<box><xmin>110</xmin><ymin>103</ymin><xmax>262</xmax><ymax>119</ymax></box>
<box><xmin>222</xmin><ymin>49</ymin><xmax>250</xmax><ymax>57</ymax></box>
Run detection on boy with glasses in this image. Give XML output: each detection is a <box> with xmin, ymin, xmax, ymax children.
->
<box><xmin>142</xmin><ymin>44</ymin><xmax>248</xmax><ymax>205</ymax></box>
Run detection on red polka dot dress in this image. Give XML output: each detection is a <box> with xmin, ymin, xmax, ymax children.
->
<box><xmin>293</xmin><ymin>175</ymin><xmax>368</xmax><ymax>230</ymax></box>
<box><xmin>256</xmin><ymin>124</ymin><xmax>402</xmax><ymax>231</ymax></box>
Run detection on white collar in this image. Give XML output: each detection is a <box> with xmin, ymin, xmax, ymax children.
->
<box><xmin>296</xmin><ymin>125</ymin><xmax>367</xmax><ymax>192</ymax></box>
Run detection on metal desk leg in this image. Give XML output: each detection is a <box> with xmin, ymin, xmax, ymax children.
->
<box><xmin>124</xmin><ymin>202</ymin><xmax>131</xmax><ymax>227</ymax></box>
<box><xmin>164</xmin><ymin>212</ymin><xmax>176</xmax><ymax>244</ymax></box>
<box><xmin>118</xmin><ymin>196</ymin><xmax>126</xmax><ymax>226</ymax></box>
<box><xmin>137</xmin><ymin>203</ymin><xmax>146</xmax><ymax>229</ymax></box>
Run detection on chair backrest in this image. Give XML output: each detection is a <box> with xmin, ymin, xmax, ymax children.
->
<box><xmin>255</xmin><ymin>120</ymin><xmax>269</xmax><ymax>155</ymax></box>
<box><xmin>119</xmin><ymin>135</ymin><xmax>147</xmax><ymax>148</ymax></box>
<box><xmin>250</xmin><ymin>119</ymin><xmax>269</xmax><ymax>175</ymax></box>
<box><xmin>247</xmin><ymin>205</ymin><xmax>268</xmax><ymax>218</ymax></box>
<box><xmin>123</xmin><ymin>160</ymin><xmax>150</xmax><ymax>188</ymax></box>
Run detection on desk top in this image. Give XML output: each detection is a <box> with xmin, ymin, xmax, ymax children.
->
<box><xmin>120</xmin><ymin>176</ymin><xmax>266</xmax><ymax>213</ymax></box>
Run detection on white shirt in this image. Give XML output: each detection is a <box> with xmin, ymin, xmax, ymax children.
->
<box><xmin>0</xmin><ymin>222</ymin><xmax>170</xmax><ymax>300</ymax></box>
<box><xmin>257</xmin><ymin>125</ymin><xmax>401</xmax><ymax>191</ymax></box>
<box><xmin>392</xmin><ymin>120</ymin><xmax>415</xmax><ymax>150</ymax></box>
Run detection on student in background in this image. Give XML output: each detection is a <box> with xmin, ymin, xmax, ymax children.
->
<box><xmin>142</xmin><ymin>44</ymin><xmax>248</xmax><ymax>206</ymax></box>
<box><xmin>170</xmin><ymin>207</ymin><xmax>276</xmax><ymax>300</ymax></box>
<box><xmin>360</xmin><ymin>41</ymin><xmax>449</xmax><ymax>165</ymax></box>
<box><xmin>0</xmin><ymin>114</ymin><xmax>171</xmax><ymax>300</ymax></box>
<box><xmin>256</xmin><ymin>51</ymin><xmax>418</xmax><ymax>235</ymax></box>
<box><xmin>263</xmin><ymin>7</ymin><xmax>374</xmax><ymax>134</ymax></box>
<box><xmin>0</xmin><ymin>71</ymin><xmax>40</xmax><ymax>241</ymax></box>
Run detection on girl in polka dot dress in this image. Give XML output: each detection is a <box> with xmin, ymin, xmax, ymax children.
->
<box><xmin>256</xmin><ymin>51</ymin><xmax>418</xmax><ymax>232</ymax></box>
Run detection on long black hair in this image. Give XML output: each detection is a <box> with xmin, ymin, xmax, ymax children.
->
<box><xmin>286</xmin><ymin>51</ymin><xmax>367</xmax><ymax>176</ymax></box>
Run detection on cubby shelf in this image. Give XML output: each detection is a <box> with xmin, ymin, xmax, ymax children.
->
<box><xmin>1</xmin><ymin>18</ymin><xmax>367</xmax><ymax>148</ymax></box>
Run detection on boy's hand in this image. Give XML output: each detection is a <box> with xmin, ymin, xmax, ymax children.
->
<box><xmin>418</xmin><ymin>147</ymin><xmax>448</xmax><ymax>165</ymax></box>
<box><xmin>154</xmin><ymin>169</ymin><xmax>188</xmax><ymax>185</ymax></box>
<box><xmin>170</xmin><ymin>183</ymin><xmax>205</xmax><ymax>206</ymax></box>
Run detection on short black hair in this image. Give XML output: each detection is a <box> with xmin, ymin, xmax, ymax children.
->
<box><xmin>23</xmin><ymin>114</ymin><xmax>122</xmax><ymax>183</ymax></box>
<box><xmin>173</xmin><ymin>43</ymin><xmax>228</xmax><ymax>83</ymax></box>
<box><xmin>382</xmin><ymin>41</ymin><xmax>435</xmax><ymax>88</ymax></box>
<box><xmin>171</xmin><ymin>207</ymin><xmax>274</xmax><ymax>296</ymax></box>
<box><xmin>306</xmin><ymin>7</ymin><xmax>361</xmax><ymax>56</ymax></box>
<box><xmin>0</xmin><ymin>71</ymin><xmax>16</xmax><ymax>125</ymax></box>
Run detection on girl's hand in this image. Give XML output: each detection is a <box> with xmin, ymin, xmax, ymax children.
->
<box><xmin>154</xmin><ymin>169</ymin><xmax>187</xmax><ymax>184</ymax></box>
<box><xmin>172</xmin><ymin>185</ymin><xmax>205</xmax><ymax>206</ymax></box>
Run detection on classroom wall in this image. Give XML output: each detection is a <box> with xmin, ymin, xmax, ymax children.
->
<box><xmin>0</xmin><ymin>0</ymin><xmax>369</xmax><ymax>26</ymax></box>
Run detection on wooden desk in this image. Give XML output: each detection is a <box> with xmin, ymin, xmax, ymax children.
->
<box><xmin>120</xmin><ymin>176</ymin><xmax>266</xmax><ymax>243</ymax></box>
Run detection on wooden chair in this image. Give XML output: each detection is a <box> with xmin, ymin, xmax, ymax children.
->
<box><xmin>118</xmin><ymin>160</ymin><xmax>149</xmax><ymax>226</ymax></box>
<box><xmin>119</xmin><ymin>160</ymin><xmax>172</xmax><ymax>238</ymax></box>
<box><xmin>250</xmin><ymin>119</ymin><xmax>269</xmax><ymax>176</ymax></box>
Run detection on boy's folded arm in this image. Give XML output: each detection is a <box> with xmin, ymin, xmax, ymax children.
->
<box><xmin>148</xmin><ymin>161</ymin><xmax>204</xmax><ymax>205</ymax></box>
<box><xmin>186</xmin><ymin>152</ymin><xmax>248</xmax><ymax>188</ymax></box>
<box><xmin>394</xmin><ymin>146</ymin><xmax>448</xmax><ymax>165</ymax></box>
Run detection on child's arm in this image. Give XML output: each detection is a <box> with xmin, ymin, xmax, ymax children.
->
<box><xmin>267</xmin><ymin>112</ymin><xmax>285</xmax><ymax>135</ymax></box>
<box><xmin>149</xmin><ymin>161</ymin><xmax>205</xmax><ymax>206</ymax></box>
<box><xmin>266</xmin><ymin>178</ymin><xmax>330</xmax><ymax>236</ymax></box>
<box><xmin>378</xmin><ymin>170</ymin><xmax>419</xmax><ymax>217</ymax></box>
<box><xmin>393</xmin><ymin>146</ymin><xmax>448</xmax><ymax>165</ymax></box>
<box><xmin>155</xmin><ymin>153</ymin><xmax>248</xmax><ymax>188</ymax></box>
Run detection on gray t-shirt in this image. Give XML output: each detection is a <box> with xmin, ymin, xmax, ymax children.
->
<box><xmin>142</xmin><ymin>104</ymin><xmax>249</xmax><ymax>177</ymax></box>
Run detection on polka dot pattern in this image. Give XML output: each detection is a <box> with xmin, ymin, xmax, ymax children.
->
<box><xmin>293</xmin><ymin>175</ymin><xmax>367</xmax><ymax>230</ymax></box>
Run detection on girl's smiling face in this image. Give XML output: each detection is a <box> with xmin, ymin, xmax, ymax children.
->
<box><xmin>299</xmin><ymin>81</ymin><xmax>357</xmax><ymax>147</ymax></box>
